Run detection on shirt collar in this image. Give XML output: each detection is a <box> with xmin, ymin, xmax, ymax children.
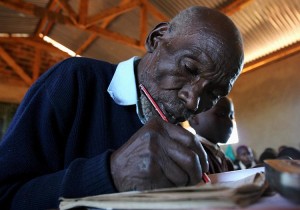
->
<box><xmin>107</xmin><ymin>56</ymin><xmax>140</xmax><ymax>106</ymax></box>
<box><xmin>107</xmin><ymin>56</ymin><xmax>146</xmax><ymax>124</ymax></box>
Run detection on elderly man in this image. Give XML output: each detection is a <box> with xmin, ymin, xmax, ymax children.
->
<box><xmin>0</xmin><ymin>6</ymin><xmax>244</xmax><ymax>210</ymax></box>
<box><xmin>188</xmin><ymin>97</ymin><xmax>235</xmax><ymax>174</ymax></box>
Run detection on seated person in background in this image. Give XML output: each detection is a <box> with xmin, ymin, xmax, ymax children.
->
<box><xmin>189</xmin><ymin>97</ymin><xmax>235</xmax><ymax>174</ymax></box>
<box><xmin>257</xmin><ymin>146</ymin><xmax>299</xmax><ymax>166</ymax></box>
<box><xmin>277</xmin><ymin>146</ymin><xmax>300</xmax><ymax>160</ymax></box>
<box><xmin>278</xmin><ymin>145</ymin><xmax>288</xmax><ymax>153</ymax></box>
<box><xmin>258</xmin><ymin>147</ymin><xmax>278</xmax><ymax>165</ymax></box>
<box><xmin>233</xmin><ymin>145</ymin><xmax>257</xmax><ymax>170</ymax></box>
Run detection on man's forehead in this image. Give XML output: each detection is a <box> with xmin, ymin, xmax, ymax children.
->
<box><xmin>172</xmin><ymin>27</ymin><xmax>227</xmax><ymax>50</ymax></box>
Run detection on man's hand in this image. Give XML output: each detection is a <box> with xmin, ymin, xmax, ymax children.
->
<box><xmin>110</xmin><ymin>118</ymin><xmax>209</xmax><ymax>191</ymax></box>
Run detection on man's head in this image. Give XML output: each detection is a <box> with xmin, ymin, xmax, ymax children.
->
<box><xmin>236</xmin><ymin>145</ymin><xmax>255</xmax><ymax>168</ymax></box>
<box><xmin>188</xmin><ymin>97</ymin><xmax>234</xmax><ymax>144</ymax></box>
<box><xmin>137</xmin><ymin>6</ymin><xmax>244</xmax><ymax>124</ymax></box>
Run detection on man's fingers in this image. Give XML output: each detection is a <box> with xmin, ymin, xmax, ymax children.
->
<box><xmin>161</xmin><ymin>138</ymin><xmax>203</xmax><ymax>186</ymax></box>
<box><xmin>159</xmin><ymin>153</ymin><xmax>189</xmax><ymax>187</ymax></box>
<box><xmin>193</xmin><ymin>134</ymin><xmax>209</xmax><ymax>173</ymax></box>
<box><xmin>164</xmin><ymin>123</ymin><xmax>209</xmax><ymax>173</ymax></box>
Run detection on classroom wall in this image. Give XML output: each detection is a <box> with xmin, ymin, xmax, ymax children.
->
<box><xmin>228</xmin><ymin>52</ymin><xmax>300</xmax><ymax>158</ymax></box>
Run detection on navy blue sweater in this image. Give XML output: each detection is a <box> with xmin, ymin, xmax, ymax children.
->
<box><xmin>0</xmin><ymin>57</ymin><xmax>143</xmax><ymax>209</ymax></box>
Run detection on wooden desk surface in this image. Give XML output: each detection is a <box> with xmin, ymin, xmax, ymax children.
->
<box><xmin>59</xmin><ymin>167</ymin><xmax>300</xmax><ymax>210</ymax></box>
<box><xmin>207</xmin><ymin>167</ymin><xmax>300</xmax><ymax>210</ymax></box>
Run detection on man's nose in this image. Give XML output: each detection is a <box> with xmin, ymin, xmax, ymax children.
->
<box><xmin>178</xmin><ymin>81</ymin><xmax>207</xmax><ymax>111</ymax></box>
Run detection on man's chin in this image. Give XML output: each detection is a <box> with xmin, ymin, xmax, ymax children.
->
<box><xmin>168</xmin><ymin>116</ymin><xmax>188</xmax><ymax>125</ymax></box>
<box><xmin>165</xmin><ymin>108</ymin><xmax>193</xmax><ymax>124</ymax></box>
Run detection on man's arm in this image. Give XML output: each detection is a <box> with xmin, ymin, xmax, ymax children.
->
<box><xmin>0</xmin><ymin>58</ymin><xmax>118</xmax><ymax>209</ymax></box>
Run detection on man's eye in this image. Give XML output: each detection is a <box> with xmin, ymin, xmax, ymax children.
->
<box><xmin>184</xmin><ymin>64</ymin><xmax>197</xmax><ymax>75</ymax></box>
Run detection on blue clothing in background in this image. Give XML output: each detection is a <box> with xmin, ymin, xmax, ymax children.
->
<box><xmin>225</xmin><ymin>144</ymin><xmax>236</xmax><ymax>162</ymax></box>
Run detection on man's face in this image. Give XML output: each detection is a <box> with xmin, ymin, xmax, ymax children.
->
<box><xmin>191</xmin><ymin>98</ymin><xmax>234</xmax><ymax>144</ymax></box>
<box><xmin>139</xmin><ymin>26</ymin><xmax>241</xmax><ymax>124</ymax></box>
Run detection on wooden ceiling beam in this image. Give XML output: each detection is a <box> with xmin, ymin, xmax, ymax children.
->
<box><xmin>139</xmin><ymin>1</ymin><xmax>148</xmax><ymax>47</ymax></box>
<box><xmin>0</xmin><ymin>0</ymin><xmax>72</xmax><ymax>24</ymax></box>
<box><xmin>243</xmin><ymin>41</ymin><xmax>300</xmax><ymax>73</ymax></box>
<box><xmin>85</xmin><ymin>0</ymin><xmax>141</xmax><ymax>28</ymax></box>
<box><xmin>55</xmin><ymin>0</ymin><xmax>78</xmax><ymax>25</ymax></box>
<box><xmin>88</xmin><ymin>26</ymin><xmax>143</xmax><ymax>50</ymax></box>
<box><xmin>78</xmin><ymin>0</ymin><xmax>88</xmax><ymax>25</ymax></box>
<box><xmin>0</xmin><ymin>37</ymin><xmax>69</xmax><ymax>56</ymax></box>
<box><xmin>75</xmin><ymin>33</ymin><xmax>97</xmax><ymax>55</ymax></box>
<box><xmin>75</xmin><ymin>0</ymin><xmax>133</xmax><ymax>55</ymax></box>
<box><xmin>34</xmin><ymin>0</ymin><xmax>58</xmax><ymax>37</ymax></box>
<box><xmin>0</xmin><ymin>46</ymin><xmax>33</xmax><ymax>86</ymax></box>
<box><xmin>219</xmin><ymin>0</ymin><xmax>253</xmax><ymax>15</ymax></box>
<box><xmin>0</xmin><ymin>0</ymin><xmax>142</xmax><ymax>51</ymax></box>
<box><xmin>43</xmin><ymin>6</ymin><xmax>63</xmax><ymax>35</ymax></box>
<box><xmin>100</xmin><ymin>0</ymin><xmax>131</xmax><ymax>29</ymax></box>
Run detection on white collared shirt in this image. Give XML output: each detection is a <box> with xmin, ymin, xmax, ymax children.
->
<box><xmin>107</xmin><ymin>56</ymin><xmax>145</xmax><ymax>123</ymax></box>
<box><xmin>107</xmin><ymin>56</ymin><xmax>139</xmax><ymax>105</ymax></box>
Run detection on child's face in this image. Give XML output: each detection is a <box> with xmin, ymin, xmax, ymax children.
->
<box><xmin>238</xmin><ymin>148</ymin><xmax>254</xmax><ymax>166</ymax></box>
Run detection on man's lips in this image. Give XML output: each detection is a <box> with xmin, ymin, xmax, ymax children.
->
<box><xmin>163</xmin><ymin>107</ymin><xmax>191</xmax><ymax>123</ymax></box>
<box><xmin>162</xmin><ymin>100</ymin><xmax>212</xmax><ymax>123</ymax></box>
<box><xmin>163</xmin><ymin>109</ymin><xmax>177</xmax><ymax>122</ymax></box>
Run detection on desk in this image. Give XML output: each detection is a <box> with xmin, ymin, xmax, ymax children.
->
<box><xmin>60</xmin><ymin>167</ymin><xmax>300</xmax><ymax>210</ymax></box>
<box><xmin>245</xmin><ymin>193</ymin><xmax>299</xmax><ymax>210</ymax></box>
<box><xmin>205</xmin><ymin>167</ymin><xmax>299</xmax><ymax>210</ymax></box>
<box><xmin>80</xmin><ymin>194</ymin><xmax>299</xmax><ymax>210</ymax></box>
<box><xmin>209</xmin><ymin>167</ymin><xmax>266</xmax><ymax>184</ymax></box>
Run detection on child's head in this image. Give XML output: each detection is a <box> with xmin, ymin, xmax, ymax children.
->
<box><xmin>189</xmin><ymin>97</ymin><xmax>234</xmax><ymax>144</ymax></box>
<box><xmin>236</xmin><ymin>145</ymin><xmax>255</xmax><ymax>167</ymax></box>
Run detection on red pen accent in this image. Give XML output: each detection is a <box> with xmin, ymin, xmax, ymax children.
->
<box><xmin>139</xmin><ymin>83</ymin><xmax>210</xmax><ymax>184</ymax></box>
<box><xmin>202</xmin><ymin>172</ymin><xmax>211</xmax><ymax>183</ymax></box>
<box><xmin>139</xmin><ymin>84</ymin><xmax>169</xmax><ymax>122</ymax></box>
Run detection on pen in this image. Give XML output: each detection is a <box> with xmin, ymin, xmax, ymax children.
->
<box><xmin>139</xmin><ymin>83</ymin><xmax>211</xmax><ymax>183</ymax></box>
<box><xmin>202</xmin><ymin>172</ymin><xmax>211</xmax><ymax>183</ymax></box>
<box><xmin>139</xmin><ymin>84</ymin><xmax>169</xmax><ymax>122</ymax></box>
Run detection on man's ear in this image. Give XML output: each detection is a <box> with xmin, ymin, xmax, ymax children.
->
<box><xmin>145</xmin><ymin>22</ymin><xmax>169</xmax><ymax>52</ymax></box>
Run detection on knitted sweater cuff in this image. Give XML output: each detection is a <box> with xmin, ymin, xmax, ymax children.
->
<box><xmin>61</xmin><ymin>150</ymin><xmax>117</xmax><ymax>198</ymax></box>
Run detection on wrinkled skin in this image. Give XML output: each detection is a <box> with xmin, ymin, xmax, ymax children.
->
<box><xmin>111</xmin><ymin>7</ymin><xmax>244</xmax><ymax>192</ymax></box>
<box><xmin>111</xmin><ymin>118</ymin><xmax>208</xmax><ymax>191</ymax></box>
<box><xmin>189</xmin><ymin>97</ymin><xmax>235</xmax><ymax>144</ymax></box>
